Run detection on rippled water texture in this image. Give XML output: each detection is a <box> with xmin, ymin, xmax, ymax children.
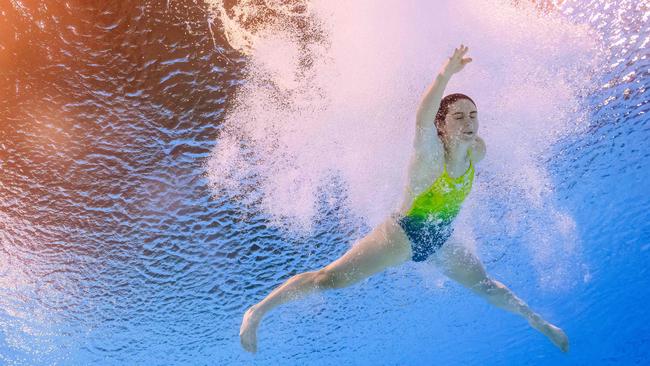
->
<box><xmin>1</xmin><ymin>0</ymin><xmax>648</xmax><ymax>365</ymax></box>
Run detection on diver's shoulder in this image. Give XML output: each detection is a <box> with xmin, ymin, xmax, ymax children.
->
<box><xmin>471</xmin><ymin>136</ymin><xmax>486</xmax><ymax>163</ymax></box>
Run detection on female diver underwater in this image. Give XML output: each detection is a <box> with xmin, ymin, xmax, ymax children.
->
<box><xmin>239</xmin><ymin>44</ymin><xmax>569</xmax><ymax>353</ymax></box>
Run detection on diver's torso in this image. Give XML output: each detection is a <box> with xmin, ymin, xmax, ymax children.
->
<box><xmin>399</xmin><ymin>148</ymin><xmax>474</xmax><ymax>220</ymax></box>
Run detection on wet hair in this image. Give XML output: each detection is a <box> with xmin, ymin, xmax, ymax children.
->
<box><xmin>434</xmin><ymin>93</ymin><xmax>477</xmax><ymax>137</ymax></box>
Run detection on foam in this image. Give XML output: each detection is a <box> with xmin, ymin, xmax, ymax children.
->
<box><xmin>205</xmin><ymin>0</ymin><xmax>602</xmax><ymax>288</ymax></box>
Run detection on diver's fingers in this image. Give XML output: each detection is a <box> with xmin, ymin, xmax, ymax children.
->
<box><xmin>450</xmin><ymin>45</ymin><xmax>470</xmax><ymax>65</ymax></box>
<box><xmin>453</xmin><ymin>45</ymin><xmax>468</xmax><ymax>59</ymax></box>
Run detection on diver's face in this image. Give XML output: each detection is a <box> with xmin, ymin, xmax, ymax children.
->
<box><xmin>442</xmin><ymin>99</ymin><xmax>478</xmax><ymax>143</ymax></box>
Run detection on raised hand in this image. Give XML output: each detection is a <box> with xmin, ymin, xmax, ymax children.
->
<box><xmin>442</xmin><ymin>44</ymin><xmax>472</xmax><ymax>76</ymax></box>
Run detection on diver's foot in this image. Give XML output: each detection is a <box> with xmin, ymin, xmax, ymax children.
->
<box><xmin>239</xmin><ymin>305</ymin><xmax>262</xmax><ymax>353</ymax></box>
<box><xmin>530</xmin><ymin>318</ymin><xmax>569</xmax><ymax>352</ymax></box>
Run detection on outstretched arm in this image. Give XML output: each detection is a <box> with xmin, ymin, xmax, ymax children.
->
<box><xmin>400</xmin><ymin>45</ymin><xmax>473</xmax><ymax>212</ymax></box>
<box><xmin>414</xmin><ymin>45</ymin><xmax>473</xmax><ymax>152</ymax></box>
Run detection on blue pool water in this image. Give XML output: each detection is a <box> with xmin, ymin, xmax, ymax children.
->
<box><xmin>0</xmin><ymin>0</ymin><xmax>648</xmax><ymax>365</ymax></box>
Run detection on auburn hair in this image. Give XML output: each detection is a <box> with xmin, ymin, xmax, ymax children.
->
<box><xmin>434</xmin><ymin>93</ymin><xmax>477</xmax><ymax>137</ymax></box>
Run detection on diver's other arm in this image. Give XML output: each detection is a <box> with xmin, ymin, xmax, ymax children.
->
<box><xmin>472</xmin><ymin>136</ymin><xmax>486</xmax><ymax>163</ymax></box>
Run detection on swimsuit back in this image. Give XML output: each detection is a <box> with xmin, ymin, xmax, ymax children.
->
<box><xmin>406</xmin><ymin>150</ymin><xmax>475</xmax><ymax>222</ymax></box>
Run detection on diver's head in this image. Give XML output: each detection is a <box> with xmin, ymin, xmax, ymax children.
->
<box><xmin>435</xmin><ymin>93</ymin><xmax>478</xmax><ymax>147</ymax></box>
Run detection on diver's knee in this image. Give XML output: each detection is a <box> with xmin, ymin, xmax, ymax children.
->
<box><xmin>472</xmin><ymin>278</ymin><xmax>503</xmax><ymax>295</ymax></box>
<box><xmin>313</xmin><ymin>269</ymin><xmax>336</xmax><ymax>289</ymax></box>
<box><xmin>468</xmin><ymin>277</ymin><xmax>490</xmax><ymax>291</ymax></box>
<box><xmin>314</xmin><ymin>268</ymin><xmax>347</xmax><ymax>289</ymax></box>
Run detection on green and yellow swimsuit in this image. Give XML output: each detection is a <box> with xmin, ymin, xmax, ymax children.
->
<box><xmin>397</xmin><ymin>151</ymin><xmax>475</xmax><ymax>262</ymax></box>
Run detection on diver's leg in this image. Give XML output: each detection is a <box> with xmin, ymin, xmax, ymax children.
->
<box><xmin>239</xmin><ymin>217</ymin><xmax>412</xmax><ymax>353</ymax></box>
<box><xmin>431</xmin><ymin>240</ymin><xmax>569</xmax><ymax>352</ymax></box>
